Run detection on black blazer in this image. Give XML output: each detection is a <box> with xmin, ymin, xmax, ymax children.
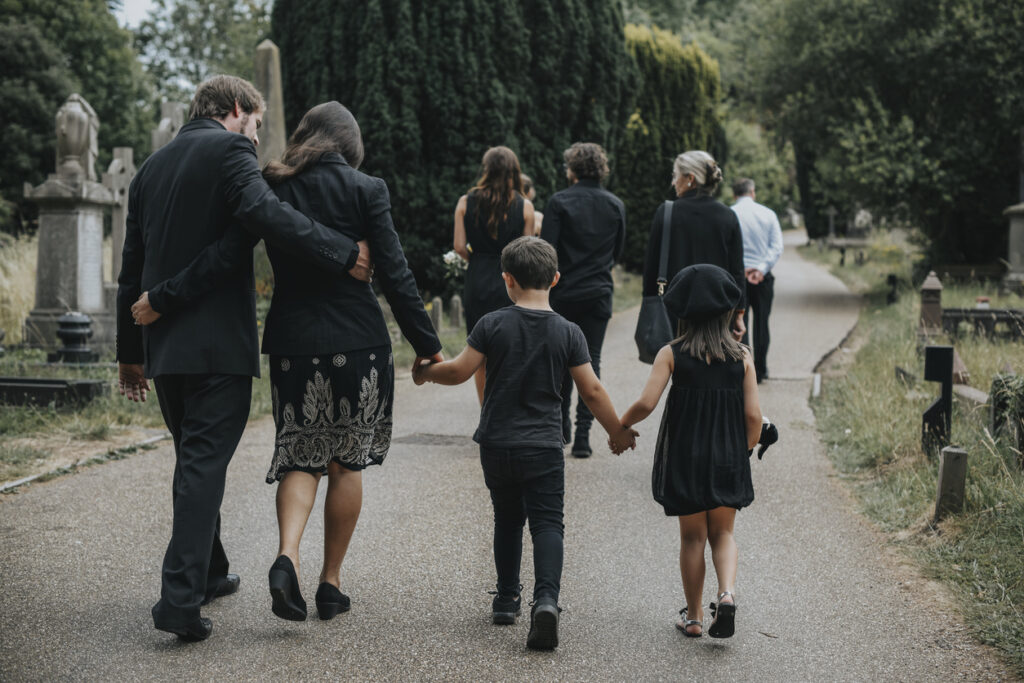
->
<box><xmin>116</xmin><ymin>118</ymin><xmax>360</xmax><ymax>378</ymax></box>
<box><xmin>540</xmin><ymin>179</ymin><xmax>626</xmax><ymax>305</ymax></box>
<box><xmin>642</xmin><ymin>191</ymin><xmax>747</xmax><ymax>321</ymax></box>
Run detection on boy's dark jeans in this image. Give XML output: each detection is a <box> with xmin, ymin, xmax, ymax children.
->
<box><xmin>480</xmin><ymin>446</ymin><xmax>565</xmax><ymax>602</ymax></box>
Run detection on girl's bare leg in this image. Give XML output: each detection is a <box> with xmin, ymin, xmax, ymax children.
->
<box><xmin>677</xmin><ymin>512</ymin><xmax>709</xmax><ymax>634</ymax></box>
<box><xmin>473</xmin><ymin>366</ymin><xmax>486</xmax><ymax>405</ymax></box>
<box><xmin>320</xmin><ymin>462</ymin><xmax>363</xmax><ymax>588</ymax></box>
<box><xmin>707</xmin><ymin>506</ymin><xmax>738</xmax><ymax>603</ymax></box>
<box><xmin>276</xmin><ymin>470</ymin><xmax>321</xmax><ymax>579</ymax></box>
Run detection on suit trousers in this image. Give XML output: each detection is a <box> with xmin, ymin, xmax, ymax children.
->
<box><xmin>552</xmin><ymin>295</ymin><xmax>612</xmax><ymax>442</ymax></box>
<box><xmin>151</xmin><ymin>373</ymin><xmax>251</xmax><ymax>628</ymax></box>
<box><xmin>742</xmin><ymin>272</ymin><xmax>774</xmax><ymax>380</ymax></box>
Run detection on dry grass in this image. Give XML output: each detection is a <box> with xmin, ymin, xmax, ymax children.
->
<box><xmin>0</xmin><ymin>234</ymin><xmax>37</xmax><ymax>344</ymax></box>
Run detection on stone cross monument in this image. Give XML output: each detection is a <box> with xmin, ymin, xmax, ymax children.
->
<box><xmin>254</xmin><ymin>39</ymin><xmax>287</xmax><ymax>168</ymax></box>
<box><xmin>23</xmin><ymin>94</ymin><xmax>115</xmax><ymax>348</ymax></box>
<box><xmin>102</xmin><ymin>147</ymin><xmax>136</xmax><ymax>311</ymax></box>
<box><xmin>151</xmin><ymin>101</ymin><xmax>187</xmax><ymax>152</ymax></box>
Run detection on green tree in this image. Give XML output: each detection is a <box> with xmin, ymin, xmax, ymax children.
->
<box><xmin>613</xmin><ymin>24</ymin><xmax>723</xmax><ymax>271</ymax></box>
<box><xmin>0</xmin><ymin>0</ymin><xmax>151</xmax><ymax>234</ymax></box>
<box><xmin>134</xmin><ymin>0</ymin><xmax>271</xmax><ymax>103</ymax></box>
<box><xmin>272</xmin><ymin>0</ymin><xmax>637</xmax><ymax>293</ymax></box>
<box><xmin>753</xmin><ymin>0</ymin><xmax>1024</xmax><ymax>261</ymax></box>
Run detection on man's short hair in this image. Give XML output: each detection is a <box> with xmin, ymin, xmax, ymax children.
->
<box><xmin>732</xmin><ymin>178</ymin><xmax>755</xmax><ymax>197</ymax></box>
<box><xmin>188</xmin><ymin>75</ymin><xmax>265</xmax><ymax>121</ymax></box>
<box><xmin>564</xmin><ymin>142</ymin><xmax>609</xmax><ymax>181</ymax></box>
<box><xmin>501</xmin><ymin>236</ymin><xmax>558</xmax><ymax>290</ymax></box>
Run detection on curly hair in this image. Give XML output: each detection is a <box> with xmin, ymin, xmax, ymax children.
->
<box><xmin>672</xmin><ymin>150</ymin><xmax>722</xmax><ymax>195</ymax></box>
<box><xmin>564</xmin><ymin>142</ymin><xmax>609</xmax><ymax>181</ymax></box>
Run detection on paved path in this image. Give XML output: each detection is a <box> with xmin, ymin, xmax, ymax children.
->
<box><xmin>0</xmin><ymin>235</ymin><xmax>1011</xmax><ymax>681</ymax></box>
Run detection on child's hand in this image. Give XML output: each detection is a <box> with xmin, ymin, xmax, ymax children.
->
<box><xmin>411</xmin><ymin>353</ymin><xmax>442</xmax><ymax>386</ymax></box>
<box><xmin>608</xmin><ymin>425</ymin><xmax>639</xmax><ymax>455</ymax></box>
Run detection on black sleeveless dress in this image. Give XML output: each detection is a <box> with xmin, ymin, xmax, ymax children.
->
<box><xmin>463</xmin><ymin>192</ymin><xmax>525</xmax><ymax>332</ymax></box>
<box><xmin>652</xmin><ymin>343</ymin><xmax>754</xmax><ymax>516</ymax></box>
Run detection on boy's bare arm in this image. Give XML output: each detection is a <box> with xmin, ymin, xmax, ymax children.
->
<box><xmin>569</xmin><ymin>363</ymin><xmax>637</xmax><ymax>451</ymax></box>
<box><xmin>620</xmin><ymin>344</ymin><xmax>673</xmax><ymax>427</ymax></box>
<box><xmin>413</xmin><ymin>345</ymin><xmax>485</xmax><ymax>386</ymax></box>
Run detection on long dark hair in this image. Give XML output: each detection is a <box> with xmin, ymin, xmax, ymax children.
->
<box><xmin>263</xmin><ymin>101</ymin><xmax>364</xmax><ymax>184</ymax></box>
<box><xmin>470</xmin><ymin>146</ymin><xmax>523</xmax><ymax>239</ymax></box>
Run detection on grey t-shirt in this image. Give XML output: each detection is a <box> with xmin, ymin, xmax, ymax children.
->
<box><xmin>467</xmin><ymin>306</ymin><xmax>591</xmax><ymax>448</ymax></box>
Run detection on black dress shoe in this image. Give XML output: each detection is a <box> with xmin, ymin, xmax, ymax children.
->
<box><xmin>201</xmin><ymin>573</ymin><xmax>240</xmax><ymax>605</ymax></box>
<box><xmin>570</xmin><ymin>432</ymin><xmax>592</xmax><ymax>458</ymax></box>
<box><xmin>315</xmin><ymin>582</ymin><xmax>351</xmax><ymax>621</ymax></box>
<box><xmin>156</xmin><ymin>617</ymin><xmax>213</xmax><ymax>642</ymax></box>
<box><xmin>268</xmin><ymin>556</ymin><xmax>307</xmax><ymax>621</ymax></box>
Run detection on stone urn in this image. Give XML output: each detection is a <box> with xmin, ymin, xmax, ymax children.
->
<box><xmin>55</xmin><ymin>95</ymin><xmax>96</xmax><ymax>182</ymax></box>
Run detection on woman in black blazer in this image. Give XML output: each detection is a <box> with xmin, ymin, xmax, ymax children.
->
<box><xmin>254</xmin><ymin>102</ymin><xmax>442</xmax><ymax>621</ymax></box>
<box><xmin>642</xmin><ymin>150</ymin><xmax>747</xmax><ymax>336</ymax></box>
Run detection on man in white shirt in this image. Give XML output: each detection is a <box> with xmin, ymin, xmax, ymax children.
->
<box><xmin>731</xmin><ymin>178</ymin><xmax>783</xmax><ymax>383</ymax></box>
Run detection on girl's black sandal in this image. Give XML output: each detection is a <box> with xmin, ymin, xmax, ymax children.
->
<box><xmin>675</xmin><ymin>606</ymin><xmax>703</xmax><ymax>638</ymax></box>
<box><xmin>708</xmin><ymin>591</ymin><xmax>736</xmax><ymax>638</ymax></box>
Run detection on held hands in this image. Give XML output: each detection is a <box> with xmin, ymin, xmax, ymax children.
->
<box><xmin>118</xmin><ymin>363</ymin><xmax>150</xmax><ymax>402</ymax></box>
<box><xmin>745</xmin><ymin>268</ymin><xmax>764</xmax><ymax>285</ymax></box>
<box><xmin>608</xmin><ymin>424</ymin><xmax>639</xmax><ymax>455</ymax></box>
<box><xmin>731</xmin><ymin>310</ymin><xmax>746</xmax><ymax>342</ymax></box>
<box><xmin>348</xmin><ymin>240</ymin><xmax>374</xmax><ymax>283</ymax></box>
<box><xmin>411</xmin><ymin>351</ymin><xmax>444</xmax><ymax>385</ymax></box>
<box><xmin>131</xmin><ymin>292</ymin><xmax>161</xmax><ymax>326</ymax></box>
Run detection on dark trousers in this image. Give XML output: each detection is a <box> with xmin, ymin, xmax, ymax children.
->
<box><xmin>151</xmin><ymin>373</ymin><xmax>251</xmax><ymax>627</ymax></box>
<box><xmin>742</xmin><ymin>272</ymin><xmax>774</xmax><ymax>380</ymax></box>
<box><xmin>480</xmin><ymin>446</ymin><xmax>565</xmax><ymax>602</ymax></box>
<box><xmin>553</xmin><ymin>295</ymin><xmax>611</xmax><ymax>442</ymax></box>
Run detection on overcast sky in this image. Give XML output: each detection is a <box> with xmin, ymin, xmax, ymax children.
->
<box><xmin>116</xmin><ymin>0</ymin><xmax>156</xmax><ymax>28</ymax></box>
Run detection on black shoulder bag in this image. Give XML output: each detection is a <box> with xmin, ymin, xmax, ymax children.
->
<box><xmin>634</xmin><ymin>200</ymin><xmax>674</xmax><ymax>364</ymax></box>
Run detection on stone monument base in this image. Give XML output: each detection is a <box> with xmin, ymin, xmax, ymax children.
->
<box><xmin>23</xmin><ymin>309</ymin><xmax>115</xmax><ymax>353</ymax></box>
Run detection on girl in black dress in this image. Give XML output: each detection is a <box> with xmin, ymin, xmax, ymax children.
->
<box><xmin>453</xmin><ymin>146</ymin><xmax>535</xmax><ymax>402</ymax></box>
<box><xmin>619</xmin><ymin>264</ymin><xmax>762</xmax><ymax>639</ymax></box>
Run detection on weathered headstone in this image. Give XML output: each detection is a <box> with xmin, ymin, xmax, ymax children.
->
<box><xmin>933</xmin><ymin>445</ymin><xmax>968</xmax><ymax>522</ymax></box>
<box><xmin>23</xmin><ymin>94</ymin><xmax>115</xmax><ymax>348</ymax></box>
<box><xmin>919</xmin><ymin>271</ymin><xmax>943</xmax><ymax>334</ymax></box>
<box><xmin>102</xmin><ymin>148</ymin><xmax>136</xmax><ymax>312</ymax></box>
<box><xmin>825</xmin><ymin>205</ymin><xmax>838</xmax><ymax>239</ymax></box>
<box><xmin>430</xmin><ymin>296</ymin><xmax>444</xmax><ymax>333</ymax></box>
<box><xmin>1004</xmin><ymin>127</ymin><xmax>1024</xmax><ymax>291</ymax></box>
<box><xmin>254</xmin><ymin>39</ymin><xmax>287</xmax><ymax>168</ymax></box>
<box><xmin>449</xmin><ymin>294</ymin><xmax>463</xmax><ymax>329</ymax></box>
<box><xmin>151</xmin><ymin>101</ymin><xmax>187</xmax><ymax>152</ymax></box>
<box><xmin>922</xmin><ymin>345</ymin><xmax>954</xmax><ymax>455</ymax></box>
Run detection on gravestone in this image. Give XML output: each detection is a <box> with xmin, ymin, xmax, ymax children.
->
<box><xmin>825</xmin><ymin>205</ymin><xmax>838</xmax><ymax>239</ymax></box>
<box><xmin>933</xmin><ymin>445</ymin><xmax>968</xmax><ymax>522</ymax></box>
<box><xmin>430</xmin><ymin>296</ymin><xmax>444</xmax><ymax>333</ymax></box>
<box><xmin>102</xmin><ymin>147</ymin><xmax>136</xmax><ymax>311</ymax></box>
<box><xmin>1004</xmin><ymin>127</ymin><xmax>1024</xmax><ymax>291</ymax></box>
<box><xmin>922</xmin><ymin>345</ymin><xmax>954</xmax><ymax>455</ymax></box>
<box><xmin>151</xmin><ymin>101</ymin><xmax>187</xmax><ymax>152</ymax></box>
<box><xmin>254</xmin><ymin>39</ymin><xmax>287</xmax><ymax>167</ymax></box>
<box><xmin>449</xmin><ymin>294</ymin><xmax>463</xmax><ymax>329</ymax></box>
<box><xmin>23</xmin><ymin>94</ymin><xmax>115</xmax><ymax>348</ymax></box>
<box><xmin>919</xmin><ymin>271</ymin><xmax>943</xmax><ymax>334</ymax></box>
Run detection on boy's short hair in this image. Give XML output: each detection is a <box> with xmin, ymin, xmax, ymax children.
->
<box><xmin>501</xmin><ymin>236</ymin><xmax>558</xmax><ymax>290</ymax></box>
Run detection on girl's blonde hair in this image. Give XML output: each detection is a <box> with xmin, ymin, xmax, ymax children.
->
<box><xmin>674</xmin><ymin>309</ymin><xmax>746</xmax><ymax>363</ymax></box>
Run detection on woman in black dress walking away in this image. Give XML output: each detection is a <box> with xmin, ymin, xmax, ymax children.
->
<box><xmin>619</xmin><ymin>264</ymin><xmax>762</xmax><ymax>639</ymax></box>
<box><xmin>453</xmin><ymin>146</ymin><xmax>535</xmax><ymax>402</ymax></box>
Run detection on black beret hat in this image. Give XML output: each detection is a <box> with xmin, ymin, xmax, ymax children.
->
<box><xmin>662</xmin><ymin>264</ymin><xmax>742</xmax><ymax>321</ymax></box>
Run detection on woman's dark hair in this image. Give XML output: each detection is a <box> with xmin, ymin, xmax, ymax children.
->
<box><xmin>263</xmin><ymin>101</ymin><xmax>364</xmax><ymax>184</ymax></box>
<box><xmin>564</xmin><ymin>142</ymin><xmax>609</xmax><ymax>181</ymax></box>
<box><xmin>470</xmin><ymin>146</ymin><xmax>524</xmax><ymax>239</ymax></box>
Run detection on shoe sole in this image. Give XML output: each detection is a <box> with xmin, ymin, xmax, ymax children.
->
<box><xmin>269</xmin><ymin>569</ymin><xmax>307</xmax><ymax>622</ymax></box>
<box><xmin>526</xmin><ymin>607</ymin><xmax>559</xmax><ymax>650</ymax></box>
<box><xmin>492</xmin><ymin>609</ymin><xmax>520</xmax><ymax>625</ymax></box>
<box><xmin>570</xmin><ymin>450</ymin><xmax>592</xmax><ymax>459</ymax></box>
<box><xmin>708</xmin><ymin>604</ymin><xmax>735</xmax><ymax>638</ymax></box>
<box><xmin>157</xmin><ymin>622</ymin><xmax>212</xmax><ymax>642</ymax></box>
<box><xmin>316</xmin><ymin>601</ymin><xmax>351</xmax><ymax>621</ymax></box>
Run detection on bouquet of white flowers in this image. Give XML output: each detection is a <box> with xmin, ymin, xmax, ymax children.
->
<box><xmin>442</xmin><ymin>249</ymin><xmax>468</xmax><ymax>284</ymax></box>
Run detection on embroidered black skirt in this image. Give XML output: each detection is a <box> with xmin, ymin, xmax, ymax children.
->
<box><xmin>266</xmin><ymin>345</ymin><xmax>394</xmax><ymax>483</ymax></box>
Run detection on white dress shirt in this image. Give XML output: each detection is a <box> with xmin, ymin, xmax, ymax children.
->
<box><xmin>731</xmin><ymin>196</ymin><xmax>783</xmax><ymax>275</ymax></box>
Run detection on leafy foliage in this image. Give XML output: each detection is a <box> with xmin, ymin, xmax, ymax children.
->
<box><xmin>613</xmin><ymin>24</ymin><xmax>723</xmax><ymax>271</ymax></box>
<box><xmin>272</xmin><ymin>0</ymin><xmax>638</xmax><ymax>292</ymax></box>
<box><xmin>134</xmin><ymin>0</ymin><xmax>271</xmax><ymax>103</ymax></box>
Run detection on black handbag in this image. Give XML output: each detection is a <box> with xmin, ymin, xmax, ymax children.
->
<box><xmin>634</xmin><ymin>200</ymin><xmax>674</xmax><ymax>364</ymax></box>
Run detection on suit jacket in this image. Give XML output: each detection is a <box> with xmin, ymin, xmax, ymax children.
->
<box><xmin>540</xmin><ymin>179</ymin><xmax>626</xmax><ymax>305</ymax></box>
<box><xmin>116</xmin><ymin>118</ymin><xmax>360</xmax><ymax>378</ymax></box>
<box><xmin>642</xmin><ymin>190</ymin><xmax>747</xmax><ymax>324</ymax></box>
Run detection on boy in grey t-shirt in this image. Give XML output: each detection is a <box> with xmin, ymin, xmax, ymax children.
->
<box><xmin>414</xmin><ymin>236</ymin><xmax>636</xmax><ymax>651</ymax></box>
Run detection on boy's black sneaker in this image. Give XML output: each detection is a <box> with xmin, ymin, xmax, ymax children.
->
<box><xmin>491</xmin><ymin>592</ymin><xmax>522</xmax><ymax>625</ymax></box>
<box><xmin>526</xmin><ymin>598</ymin><xmax>560</xmax><ymax>650</ymax></box>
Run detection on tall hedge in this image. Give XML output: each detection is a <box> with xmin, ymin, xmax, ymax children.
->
<box><xmin>612</xmin><ymin>24</ymin><xmax>723</xmax><ymax>272</ymax></box>
<box><xmin>271</xmin><ymin>0</ymin><xmax>636</xmax><ymax>293</ymax></box>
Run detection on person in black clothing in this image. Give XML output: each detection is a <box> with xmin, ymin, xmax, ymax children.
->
<box><xmin>641</xmin><ymin>150</ymin><xmax>747</xmax><ymax>339</ymax></box>
<box><xmin>454</xmin><ymin>146</ymin><xmax>535</xmax><ymax>402</ymax></box>
<box><xmin>136</xmin><ymin>102</ymin><xmax>442</xmax><ymax>622</ymax></box>
<box><xmin>540</xmin><ymin>142</ymin><xmax>626</xmax><ymax>458</ymax></box>
<box><xmin>117</xmin><ymin>76</ymin><xmax>372</xmax><ymax>642</ymax></box>
<box><xmin>412</xmin><ymin>237</ymin><xmax>637</xmax><ymax>650</ymax></box>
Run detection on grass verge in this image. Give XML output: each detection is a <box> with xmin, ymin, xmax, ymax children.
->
<box><xmin>803</xmin><ymin>235</ymin><xmax>1024</xmax><ymax>675</ymax></box>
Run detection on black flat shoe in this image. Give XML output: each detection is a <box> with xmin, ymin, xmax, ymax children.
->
<box><xmin>571</xmin><ymin>432</ymin><xmax>592</xmax><ymax>459</ymax></box>
<box><xmin>268</xmin><ymin>556</ymin><xmax>306</xmax><ymax>621</ymax></box>
<box><xmin>708</xmin><ymin>591</ymin><xmax>736</xmax><ymax>638</ymax></box>
<box><xmin>526</xmin><ymin>598</ymin><xmax>560</xmax><ymax>650</ymax></box>
<box><xmin>201</xmin><ymin>573</ymin><xmax>240</xmax><ymax>605</ymax></box>
<box><xmin>315</xmin><ymin>582</ymin><xmax>350</xmax><ymax>621</ymax></box>
<box><xmin>156</xmin><ymin>617</ymin><xmax>213</xmax><ymax>642</ymax></box>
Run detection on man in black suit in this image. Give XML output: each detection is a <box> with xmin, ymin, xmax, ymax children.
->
<box><xmin>116</xmin><ymin>75</ymin><xmax>372</xmax><ymax>642</ymax></box>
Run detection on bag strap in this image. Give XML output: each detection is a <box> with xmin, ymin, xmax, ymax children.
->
<box><xmin>657</xmin><ymin>199</ymin><xmax>673</xmax><ymax>295</ymax></box>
